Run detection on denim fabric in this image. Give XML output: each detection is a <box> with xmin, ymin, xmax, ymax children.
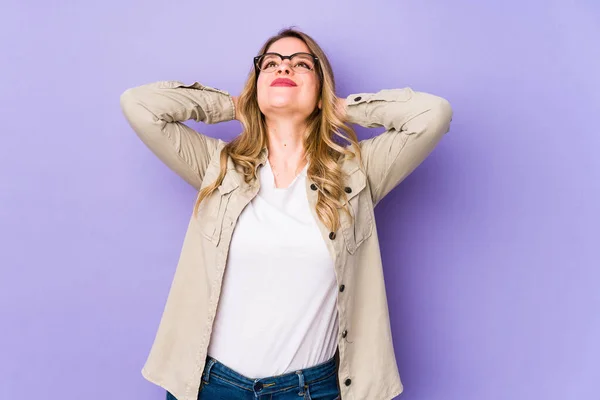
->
<box><xmin>167</xmin><ymin>353</ymin><xmax>340</xmax><ymax>400</ymax></box>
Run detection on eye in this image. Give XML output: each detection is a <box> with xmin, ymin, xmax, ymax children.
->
<box><xmin>295</xmin><ymin>61</ymin><xmax>311</xmax><ymax>69</ymax></box>
<box><xmin>265</xmin><ymin>61</ymin><xmax>278</xmax><ymax>68</ymax></box>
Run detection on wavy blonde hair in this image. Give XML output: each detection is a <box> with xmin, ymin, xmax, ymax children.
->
<box><xmin>194</xmin><ymin>27</ymin><xmax>362</xmax><ymax>233</ymax></box>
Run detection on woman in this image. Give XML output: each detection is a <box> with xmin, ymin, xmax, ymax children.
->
<box><xmin>120</xmin><ymin>28</ymin><xmax>452</xmax><ymax>400</ymax></box>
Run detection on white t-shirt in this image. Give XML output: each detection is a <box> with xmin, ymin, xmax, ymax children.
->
<box><xmin>207</xmin><ymin>159</ymin><xmax>339</xmax><ymax>378</ymax></box>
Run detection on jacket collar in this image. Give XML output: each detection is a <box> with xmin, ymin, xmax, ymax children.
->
<box><xmin>226</xmin><ymin>145</ymin><xmax>363</xmax><ymax>192</ymax></box>
<box><xmin>253</xmin><ymin>146</ymin><xmax>361</xmax><ymax>174</ymax></box>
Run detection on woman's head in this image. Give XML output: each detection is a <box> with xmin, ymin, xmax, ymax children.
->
<box><xmin>194</xmin><ymin>27</ymin><xmax>361</xmax><ymax>233</ymax></box>
<box><xmin>236</xmin><ymin>28</ymin><xmax>338</xmax><ymax>139</ymax></box>
<box><xmin>254</xmin><ymin>33</ymin><xmax>326</xmax><ymax>122</ymax></box>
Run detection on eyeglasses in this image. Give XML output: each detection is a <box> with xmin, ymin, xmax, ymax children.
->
<box><xmin>254</xmin><ymin>52</ymin><xmax>319</xmax><ymax>74</ymax></box>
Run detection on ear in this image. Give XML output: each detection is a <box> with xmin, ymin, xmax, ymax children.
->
<box><xmin>318</xmin><ymin>99</ymin><xmax>322</xmax><ymax>110</ymax></box>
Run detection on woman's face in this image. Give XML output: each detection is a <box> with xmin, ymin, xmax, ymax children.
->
<box><xmin>256</xmin><ymin>37</ymin><xmax>321</xmax><ymax>119</ymax></box>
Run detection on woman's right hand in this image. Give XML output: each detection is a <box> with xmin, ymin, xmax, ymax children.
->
<box><xmin>232</xmin><ymin>96</ymin><xmax>240</xmax><ymax>120</ymax></box>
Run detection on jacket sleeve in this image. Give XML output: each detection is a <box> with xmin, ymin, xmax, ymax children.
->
<box><xmin>119</xmin><ymin>81</ymin><xmax>236</xmax><ymax>190</ymax></box>
<box><xmin>345</xmin><ymin>88</ymin><xmax>453</xmax><ymax>206</ymax></box>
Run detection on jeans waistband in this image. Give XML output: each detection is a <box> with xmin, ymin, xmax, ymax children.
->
<box><xmin>201</xmin><ymin>353</ymin><xmax>338</xmax><ymax>397</ymax></box>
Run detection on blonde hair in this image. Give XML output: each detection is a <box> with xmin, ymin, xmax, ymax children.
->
<box><xmin>193</xmin><ymin>27</ymin><xmax>362</xmax><ymax>232</ymax></box>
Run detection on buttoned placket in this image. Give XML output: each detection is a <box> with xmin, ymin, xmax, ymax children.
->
<box><xmin>306</xmin><ymin>169</ymin><xmax>354</xmax><ymax>396</ymax></box>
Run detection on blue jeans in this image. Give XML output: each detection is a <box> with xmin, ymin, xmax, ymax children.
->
<box><xmin>166</xmin><ymin>352</ymin><xmax>341</xmax><ymax>399</ymax></box>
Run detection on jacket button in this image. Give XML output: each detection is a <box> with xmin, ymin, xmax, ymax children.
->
<box><xmin>339</xmin><ymin>284</ymin><xmax>345</xmax><ymax>292</ymax></box>
<box><xmin>310</xmin><ymin>183</ymin><xmax>318</xmax><ymax>191</ymax></box>
<box><xmin>344</xmin><ymin>186</ymin><xmax>352</xmax><ymax>193</ymax></box>
<box><xmin>342</xmin><ymin>330</ymin><xmax>348</xmax><ymax>338</ymax></box>
<box><xmin>345</xmin><ymin>378</ymin><xmax>352</xmax><ymax>386</ymax></box>
<box><xmin>329</xmin><ymin>232</ymin><xmax>336</xmax><ymax>240</ymax></box>
<box><xmin>353</xmin><ymin>96</ymin><xmax>362</xmax><ymax>102</ymax></box>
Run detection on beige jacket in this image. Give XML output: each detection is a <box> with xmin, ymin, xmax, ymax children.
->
<box><xmin>120</xmin><ymin>80</ymin><xmax>452</xmax><ymax>400</ymax></box>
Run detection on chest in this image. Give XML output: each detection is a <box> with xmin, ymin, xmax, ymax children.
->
<box><xmin>194</xmin><ymin>155</ymin><xmax>375</xmax><ymax>259</ymax></box>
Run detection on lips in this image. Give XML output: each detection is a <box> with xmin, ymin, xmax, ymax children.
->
<box><xmin>270</xmin><ymin>78</ymin><xmax>297</xmax><ymax>87</ymax></box>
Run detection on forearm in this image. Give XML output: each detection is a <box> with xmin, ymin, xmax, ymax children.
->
<box><xmin>121</xmin><ymin>81</ymin><xmax>235</xmax><ymax>125</ymax></box>
<box><xmin>120</xmin><ymin>81</ymin><xmax>234</xmax><ymax>189</ymax></box>
<box><xmin>342</xmin><ymin>87</ymin><xmax>452</xmax><ymax>204</ymax></box>
<box><xmin>343</xmin><ymin>88</ymin><xmax>451</xmax><ymax>132</ymax></box>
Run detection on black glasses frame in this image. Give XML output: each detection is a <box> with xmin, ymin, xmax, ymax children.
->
<box><xmin>253</xmin><ymin>52</ymin><xmax>320</xmax><ymax>75</ymax></box>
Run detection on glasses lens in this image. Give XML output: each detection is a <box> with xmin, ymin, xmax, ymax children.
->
<box><xmin>259</xmin><ymin>54</ymin><xmax>281</xmax><ymax>72</ymax></box>
<box><xmin>290</xmin><ymin>54</ymin><xmax>315</xmax><ymax>72</ymax></box>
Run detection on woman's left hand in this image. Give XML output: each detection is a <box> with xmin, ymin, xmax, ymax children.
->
<box><xmin>335</xmin><ymin>96</ymin><xmax>347</xmax><ymax>119</ymax></box>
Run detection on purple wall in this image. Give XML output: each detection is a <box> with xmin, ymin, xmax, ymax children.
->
<box><xmin>1</xmin><ymin>1</ymin><xmax>598</xmax><ymax>399</ymax></box>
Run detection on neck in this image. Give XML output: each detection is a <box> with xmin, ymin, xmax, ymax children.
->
<box><xmin>264</xmin><ymin>117</ymin><xmax>308</xmax><ymax>170</ymax></box>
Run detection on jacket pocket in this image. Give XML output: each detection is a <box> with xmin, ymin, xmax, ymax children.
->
<box><xmin>340</xmin><ymin>168</ymin><xmax>374</xmax><ymax>254</ymax></box>
<box><xmin>196</xmin><ymin>173</ymin><xmax>239</xmax><ymax>246</ymax></box>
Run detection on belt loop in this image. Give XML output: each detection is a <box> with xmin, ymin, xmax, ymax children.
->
<box><xmin>202</xmin><ymin>358</ymin><xmax>216</xmax><ymax>383</ymax></box>
<box><xmin>296</xmin><ymin>370</ymin><xmax>306</xmax><ymax>396</ymax></box>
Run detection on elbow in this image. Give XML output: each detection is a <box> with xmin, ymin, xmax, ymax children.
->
<box><xmin>119</xmin><ymin>87</ymin><xmax>138</xmax><ymax>113</ymax></box>
<box><xmin>434</xmin><ymin>97</ymin><xmax>453</xmax><ymax>135</ymax></box>
<box><xmin>119</xmin><ymin>87</ymin><xmax>149</xmax><ymax>126</ymax></box>
<box><xmin>119</xmin><ymin>88</ymin><xmax>155</xmax><ymax>141</ymax></box>
<box><xmin>401</xmin><ymin>92</ymin><xmax>453</xmax><ymax>136</ymax></box>
<box><xmin>437</xmin><ymin>97</ymin><xmax>453</xmax><ymax>122</ymax></box>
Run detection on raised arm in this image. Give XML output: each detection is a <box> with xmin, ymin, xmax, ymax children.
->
<box><xmin>341</xmin><ymin>88</ymin><xmax>453</xmax><ymax>206</ymax></box>
<box><xmin>119</xmin><ymin>81</ymin><xmax>236</xmax><ymax>190</ymax></box>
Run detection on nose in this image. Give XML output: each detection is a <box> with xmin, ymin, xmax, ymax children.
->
<box><xmin>275</xmin><ymin>60</ymin><xmax>292</xmax><ymax>75</ymax></box>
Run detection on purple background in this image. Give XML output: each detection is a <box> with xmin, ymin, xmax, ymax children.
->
<box><xmin>1</xmin><ymin>1</ymin><xmax>599</xmax><ymax>399</ymax></box>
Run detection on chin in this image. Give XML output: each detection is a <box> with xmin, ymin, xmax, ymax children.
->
<box><xmin>270</xmin><ymin>100</ymin><xmax>294</xmax><ymax>109</ymax></box>
<box><xmin>258</xmin><ymin>96</ymin><xmax>316</xmax><ymax>116</ymax></box>
<box><xmin>258</xmin><ymin>97</ymin><xmax>292</xmax><ymax>113</ymax></box>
